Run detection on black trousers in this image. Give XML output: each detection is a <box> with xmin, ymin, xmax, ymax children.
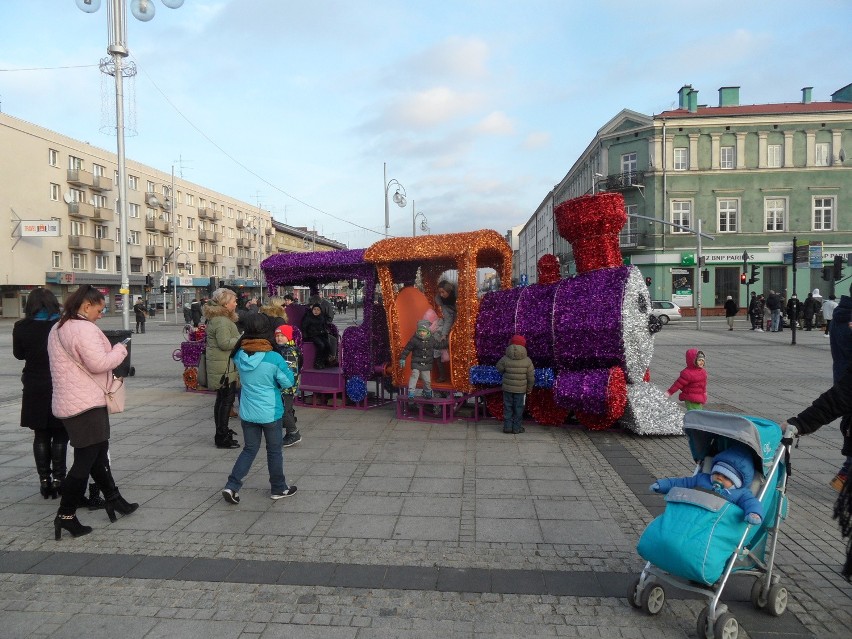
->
<box><xmin>214</xmin><ymin>382</ymin><xmax>238</xmax><ymax>442</ymax></box>
<box><xmin>58</xmin><ymin>440</ymin><xmax>116</xmax><ymax>515</ymax></box>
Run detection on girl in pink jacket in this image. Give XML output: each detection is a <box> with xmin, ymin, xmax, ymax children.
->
<box><xmin>666</xmin><ymin>348</ymin><xmax>707</xmax><ymax>410</ymax></box>
<box><xmin>47</xmin><ymin>285</ymin><xmax>137</xmax><ymax>540</ymax></box>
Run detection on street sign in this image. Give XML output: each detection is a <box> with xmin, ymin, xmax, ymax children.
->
<box><xmin>768</xmin><ymin>241</ymin><xmax>793</xmax><ymax>253</ymax></box>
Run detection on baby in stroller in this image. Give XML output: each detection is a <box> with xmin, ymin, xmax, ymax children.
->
<box><xmin>651</xmin><ymin>443</ymin><xmax>764</xmax><ymax>525</ymax></box>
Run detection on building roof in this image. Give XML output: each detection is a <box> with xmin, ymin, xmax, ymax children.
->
<box><xmin>656</xmin><ymin>101</ymin><xmax>852</xmax><ymax>119</ymax></box>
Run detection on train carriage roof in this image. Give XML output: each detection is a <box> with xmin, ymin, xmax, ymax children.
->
<box><xmin>364</xmin><ymin>230</ymin><xmax>511</xmax><ymax>269</ymax></box>
<box><xmin>260</xmin><ymin>248</ymin><xmax>374</xmax><ymax>287</ymax></box>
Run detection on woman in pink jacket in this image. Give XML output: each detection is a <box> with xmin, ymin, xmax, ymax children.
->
<box><xmin>47</xmin><ymin>285</ymin><xmax>138</xmax><ymax>539</ymax></box>
<box><xmin>665</xmin><ymin>348</ymin><xmax>707</xmax><ymax>411</ymax></box>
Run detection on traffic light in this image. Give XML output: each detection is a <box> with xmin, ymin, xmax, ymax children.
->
<box><xmin>834</xmin><ymin>255</ymin><xmax>845</xmax><ymax>281</ymax></box>
<box><xmin>207</xmin><ymin>276</ymin><xmax>216</xmax><ymax>296</ymax></box>
<box><xmin>145</xmin><ymin>274</ymin><xmax>153</xmax><ymax>287</ymax></box>
<box><xmin>748</xmin><ymin>264</ymin><xmax>760</xmax><ymax>285</ymax></box>
<box><xmin>165</xmin><ymin>282</ymin><xmax>174</xmax><ymax>294</ymax></box>
<box><xmin>159</xmin><ymin>285</ymin><xmax>165</xmax><ymax>293</ymax></box>
<box><xmin>644</xmin><ymin>276</ymin><xmax>652</xmax><ymax>287</ymax></box>
<box><xmin>740</xmin><ymin>272</ymin><xmax>747</xmax><ymax>285</ymax></box>
<box><xmin>701</xmin><ymin>270</ymin><xmax>709</xmax><ymax>283</ymax></box>
<box><xmin>823</xmin><ymin>266</ymin><xmax>833</xmax><ymax>281</ymax></box>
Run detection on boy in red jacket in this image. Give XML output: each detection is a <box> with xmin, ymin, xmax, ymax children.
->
<box><xmin>665</xmin><ymin>348</ymin><xmax>707</xmax><ymax>410</ymax></box>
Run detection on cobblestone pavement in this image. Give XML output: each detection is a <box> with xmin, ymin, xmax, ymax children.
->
<box><xmin>0</xmin><ymin>315</ymin><xmax>849</xmax><ymax>638</ymax></box>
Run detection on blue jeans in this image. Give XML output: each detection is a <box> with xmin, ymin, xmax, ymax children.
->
<box><xmin>225</xmin><ymin>419</ymin><xmax>286</xmax><ymax>493</ymax></box>
<box><xmin>503</xmin><ymin>392</ymin><xmax>525</xmax><ymax>432</ymax></box>
<box><xmin>771</xmin><ymin>309</ymin><xmax>781</xmax><ymax>331</ymax></box>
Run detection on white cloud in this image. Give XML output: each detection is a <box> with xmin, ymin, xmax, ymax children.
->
<box><xmin>522</xmin><ymin>132</ymin><xmax>551</xmax><ymax>150</ymax></box>
<box><xmin>407</xmin><ymin>36</ymin><xmax>491</xmax><ymax>81</ymax></box>
<box><xmin>473</xmin><ymin>111</ymin><xmax>514</xmax><ymax>135</ymax></box>
<box><xmin>391</xmin><ymin>87</ymin><xmax>485</xmax><ymax>128</ymax></box>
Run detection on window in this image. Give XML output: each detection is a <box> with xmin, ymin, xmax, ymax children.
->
<box><xmin>129</xmin><ymin>230</ymin><xmax>140</xmax><ymax>245</ymax></box>
<box><xmin>228</xmin><ymin>207</ymin><xmax>234</xmax><ymax>219</ymax></box>
<box><xmin>187</xmin><ymin>194</ymin><xmax>195</xmax><ymax>206</ymax></box>
<box><xmin>129</xmin><ymin>203</ymin><xmax>140</xmax><ymax>218</ymax></box>
<box><xmin>764</xmin><ymin>198</ymin><xmax>786</xmax><ymax>232</ymax></box>
<box><xmin>229</xmin><ymin>246</ymin><xmax>235</xmax><ymax>257</ymax></box>
<box><xmin>147</xmin><ymin>233</ymin><xmax>158</xmax><ymax>246</ymax></box>
<box><xmin>93</xmin><ymin>164</ymin><xmax>105</xmax><ymax>177</ymax></box>
<box><xmin>187</xmin><ymin>217</ymin><xmax>195</xmax><ymax>230</ymax></box>
<box><xmin>93</xmin><ymin>194</ymin><xmax>107</xmax><ymax>208</ymax></box>
<box><xmin>147</xmin><ymin>260</ymin><xmax>159</xmax><ymax>273</ymax></box>
<box><xmin>176</xmin><ymin>214</ymin><xmax>182</xmax><ymax>227</ymax></box>
<box><xmin>68</xmin><ymin>156</ymin><xmax>83</xmax><ymax>170</ymax></box>
<box><xmin>94</xmin><ymin>224</ymin><xmax>108</xmax><ymax>239</ymax></box>
<box><xmin>146</xmin><ymin>180</ymin><xmax>155</xmax><ymax>193</ymax></box>
<box><xmin>815</xmin><ymin>142</ymin><xmax>830</xmax><ymax>167</ymax></box>
<box><xmin>146</xmin><ymin>208</ymin><xmax>157</xmax><ymax>222</ymax></box>
<box><xmin>52</xmin><ymin>252</ymin><xmax>62</xmax><ymax>269</ymax></box>
<box><xmin>50</xmin><ymin>183</ymin><xmax>60</xmax><ymax>201</ymax></box>
<box><xmin>767</xmin><ymin>144</ymin><xmax>782</xmax><ymax>168</ymax></box>
<box><xmin>621</xmin><ymin>152</ymin><xmax>637</xmax><ymax>184</ymax></box>
<box><xmin>95</xmin><ymin>255</ymin><xmax>109</xmax><ymax>271</ymax></box>
<box><xmin>720</xmin><ymin>146</ymin><xmax>735</xmax><ymax>169</ymax></box>
<box><xmin>70</xmin><ymin>188</ymin><xmax>85</xmax><ymax>203</ymax></box>
<box><xmin>176</xmin><ymin>191</ymin><xmax>183</xmax><ymax>204</ymax></box>
<box><xmin>199</xmin><ymin>198</ymin><xmax>207</xmax><ymax>208</ymax></box>
<box><xmin>71</xmin><ymin>253</ymin><xmax>86</xmax><ymax>270</ymax></box>
<box><xmin>128</xmin><ymin>175</ymin><xmax>139</xmax><ymax>190</ymax></box>
<box><xmin>813</xmin><ymin>197</ymin><xmax>834</xmax><ymax>231</ymax></box>
<box><xmin>670</xmin><ymin>200</ymin><xmax>692</xmax><ymax>233</ymax></box>
<box><xmin>201</xmin><ymin>264</ymin><xmax>208</xmax><ymax>277</ymax></box>
<box><xmin>176</xmin><ymin>238</ymin><xmax>183</xmax><ymax>250</ymax></box>
<box><xmin>185</xmin><ymin>263</ymin><xmax>194</xmax><ymax>275</ymax></box>
<box><xmin>48</xmin><ymin>149</ymin><xmax>59</xmax><ymax>166</ymax></box>
<box><xmin>130</xmin><ymin>258</ymin><xmax>142</xmax><ymax>274</ymax></box>
<box><xmin>717</xmin><ymin>199</ymin><xmax>738</xmax><ymax>233</ymax></box>
<box><xmin>201</xmin><ymin>242</ymin><xmax>210</xmax><ymax>253</ymax></box>
<box><xmin>188</xmin><ymin>240</ymin><xmax>196</xmax><ymax>252</ymax></box>
<box><xmin>70</xmin><ymin>221</ymin><xmax>86</xmax><ymax>236</ymax></box>
<box><xmin>674</xmin><ymin>147</ymin><xmax>688</xmax><ymax>171</ymax></box>
<box><xmin>199</xmin><ymin>220</ymin><xmax>207</xmax><ymax>232</ymax></box>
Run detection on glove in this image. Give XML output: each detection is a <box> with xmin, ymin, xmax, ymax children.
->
<box><xmin>782</xmin><ymin>422</ymin><xmax>798</xmax><ymax>438</ymax></box>
<box><xmin>398</xmin><ymin>360</ymin><xmax>406</xmax><ymax>368</ymax></box>
<box><xmin>649</xmin><ymin>482</ymin><xmax>661</xmax><ymax>493</ymax></box>
<box><xmin>745</xmin><ymin>513</ymin><xmax>762</xmax><ymax>526</ymax></box>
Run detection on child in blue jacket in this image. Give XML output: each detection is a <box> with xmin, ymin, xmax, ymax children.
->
<box><xmin>651</xmin><ymin>443</ymin><xmax>764</xmax><ymax>525</ymax></box>
<box><xmin>222</xmin><ymin>313</ymin><xmax>295</xmax><ymax>503</ymax></box>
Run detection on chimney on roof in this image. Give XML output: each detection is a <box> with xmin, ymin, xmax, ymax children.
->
<box><xmin>718</xmin><ymin>86</ymin><xmax>740</xmax><ymax>107</ymax></box>
<box><xmin>802</xmin><ymin>87</ymin><xmax>813</xmax><ymax>104</ymax></box>
<box><xmin>687</xmin><ymin>89</ymin><xmax>699</xmax><ymax>113</ymax></box>
<box><xmin>678</xmin><ymin>85</ymin><xmax>693</xmax><ymax>109</ymax></box>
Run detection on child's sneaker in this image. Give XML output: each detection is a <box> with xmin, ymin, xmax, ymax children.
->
<box><xmin>271</xmin><ymin>486</ymin><xmax>298</xmax><ymax>500</ymax></box>
<box><xmin>222</xmin><ymin>488</ymin><xmax>240</xmax><ymax>504</ymax></box>
<box><xmin>282</xmin><ymin>431</ymin><xmax>301</xmax><ymax>448</ymax></box>
<box><xmin>830</xmin><ymin>473</ymin><xmax>847</xmax><ymax>492</ymax></box>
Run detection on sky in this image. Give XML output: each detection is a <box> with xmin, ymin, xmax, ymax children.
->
<box><xmin>1</xmin><ymin>1</ymin><xmax>850</xmax><ymax>249</ymax></box>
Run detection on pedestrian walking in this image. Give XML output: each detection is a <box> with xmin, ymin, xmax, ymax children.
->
<box><xmin>823</xmin><ymin>294</ymin><xmax>838</xmax><ymax>337</ymax></box>
<box><xmin>803</xmin><ymin>292</ymin><xmax>818</xmax><ymax>331</ymax></box>
<box><xmin>190</xmin><ymin>298</ymin><xmax>202</xmax><ymax>327</ymax></box>
<box><xmin>133</xmin><ymin>296</ymin><xmax>147</xmax><ymax>334</ymax></box>
<box><xmin>767</xmin><ymin>290</ymin><xmax>782</xmax><ymax>332</ymax></box>
<box><xmin>495</xmin><ymin>334</ymin><xmax>535</xmax><ymax>434</ymax></box>
<box><xmin>221</xmin><ymin>313</ymin><xmax>296</xmax><ymax>503</ymax></box>
<box><xmin>747</xmin><ymin>292</ymin><xmax>761</xmax><ymax>330</ymax></box>
<box><xmin>723</xmin><ymin>295</ymin><xmax>739</xmax><ymax>331</ymax></box>
<box><xmin>47</xmin><ymin>285</ymin><xmax>137</xmax><ymax>539</ymax></box>
<box><xmin>665</xmin><ymin>348</ymin><xmax>707</xmax><ymax>410</ymax></box>
<box><xmin>787</xmin><ymin>294</ymin><xmax>803</xmax><ymax>331</ymax></box>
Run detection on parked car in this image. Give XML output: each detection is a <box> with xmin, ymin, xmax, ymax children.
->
<box><xmin>650</xmin><ymin>300</ymin><xmax>682</xmax><ymax>324</ymax></box>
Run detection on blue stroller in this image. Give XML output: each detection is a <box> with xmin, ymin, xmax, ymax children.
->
<box><xmin>629</xmin><ymin>410</ymin><xmax>794</xmax><ymax>639</ymax></box>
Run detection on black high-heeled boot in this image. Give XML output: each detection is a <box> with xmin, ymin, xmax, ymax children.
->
<box><xmin>54</xmin><ymin>513</ymin><xmax>93</xmax><ymax>540</ymax></box>
<box><xmin>51</xmin><ymin>475</ymin><xmax>64</xmax><ymax>500</ymax></box>
<box><xmin>86</xmin><ymin>483</ymin><xmax>106</xmax><ymax>510</ymax></box>
<box><xmin>40</xmin><ymin>476</ymin><xmax>53</xmax><ymax>499</ymax></box>
<box><xmin>104</xmin><ymin>493</ymin><xmax>139</xmax><ymax>522</ymax></box>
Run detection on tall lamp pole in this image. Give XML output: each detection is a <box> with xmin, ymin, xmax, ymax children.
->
<box><xmin>383</xmin><ymin>162</ymin><xmax>407</xmax><ymax>237</ymax></box>
<box><xmin>77</xmin><ymin>0</ymin><xmax>185</xmax><ymax>330</ymax></box>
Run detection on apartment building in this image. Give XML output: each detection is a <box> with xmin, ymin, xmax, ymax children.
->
<box><xmin>536</xmin><ymin>82</ymin><xmax>852</xmax><ymax>310</ymax></box>
<box><xmin>0</xmin><ymin>113</ymin><xmax>342</xmax><ymax>317</ymax></box>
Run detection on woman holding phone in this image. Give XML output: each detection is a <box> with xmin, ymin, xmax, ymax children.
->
<box><xmin>47</xmin><ymin>285</ymin><xmax>138</xmax><ymax>539</ymax></box>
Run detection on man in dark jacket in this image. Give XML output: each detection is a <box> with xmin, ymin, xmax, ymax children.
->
<box><xmin>133</xmin><ymin>297</ymin><xmax>147</xmax><ymax>334</ymax></box>
<box><xmin>723</xmin><ymin>296</ymin><xmax>739</xmax><ymax>331</ymax></box>
<box><xmin>766</xmin><ymin>290</ymin><xmax>781</xmax><ymax>332</ymax></box>
<box><xmin>495</xmin><ymin>335</ymin><xmax>535</xmax><ymax>434</ymax></box>
<box><xmin>190</xmin><ymin>299</ymin><xmax>202</xmax><ymax>327</ymax></box>
<box><xmin>786</xmin><ymin>294</ymin><xmax>803</xmax><ymax>331</ymax></box>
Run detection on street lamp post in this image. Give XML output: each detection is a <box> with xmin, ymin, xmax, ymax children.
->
<box><xmin>383</xmin><ymin>162</ymin><xmax>407</xmax><ymax>237</ymax></box>
<box><xmin>172</xmin><ymin>249</ymin><xmax>189</xmax><ymax>324</ymax></box>
<box><xmin>412</xmin><ymin>200</ymin><xmax>429</xmax><ymax>237</ymax></box>
<box><xmin>77</xmin><ymin>0</ymin><xmax>185</xmax><ymax>330</ymax></box>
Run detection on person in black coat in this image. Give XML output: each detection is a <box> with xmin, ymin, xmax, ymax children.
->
<box><xmin>133</xmin><ymin>296</ymin><xmax>147</xmax><ymax>334</ymax></box>
<box><xmin>190</xmin><ymin>299</ymin><xmax>202</xmax><ymax>327</ymax></box>
<box><xmin>301</xmin><ymin>303</ymin><xmax>333</xmax><ymax>368</ymax></box>
<box><xmin>13</xmin><ymin>289</ymin><xmax>68</xmax><ymax>498</ymax></box>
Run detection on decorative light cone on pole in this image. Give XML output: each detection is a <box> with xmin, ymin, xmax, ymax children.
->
<box><xmin>383</xmin><ymin>162</ymin><xmax>407</xmax><ymax>237</ymax></box>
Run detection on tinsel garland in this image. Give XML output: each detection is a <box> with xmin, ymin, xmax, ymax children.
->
<box><xmin>188</xmin><ymin>324</ymin><xmax>206</xmax><ymax>342</ymax></box>
<box><xmin>475</xmin><ymin>287</ymin><xmax>522</xmax><ymax>365</ymax></box>
<box><xmin>341</xmin><ymin>325</ymin><xmax>371</xmax><ymax>379</ymax></box>
<box><xmin>621</xmin><ymin>383</ymin><xmax>684</xmax><ymax>435</ymax></box>
<box><xmin>527</xmin><ymin>388</ymin><xmax>569</xmax><ymax>426</ymax></box>
<box><xmin>267</xmin><ymin>284</ymin><xmax>277</xmax><ymax>297</ymax></box>
<box><xmin>554</xmin><ymin>366</ymin><xmax>626</xmax><ymax>422</ymax></box>
<box><xmin>485</xmin><ymin>393</ymin><xmax>504</xmax><ymax>420</ymax></box>
<box><xmin>345</xmin><ymin>376</ymin><xmax>367</xmax><ymax>402</ymax></box>
<box><xmin>554</xmin><ymin>192</ymin><xmax>626</xmax><ymax>273</ymax></box>
<box><xmin>183</xmin><ymin>367</ymin><xmax>198</xmax><ymax>390</ymax></box>
<box><xmin>516</xmin><ymin>284</ymin><xmax>557</xmax><ymax>368</ymax></box>
<box><xmin>537</xmin><ymin>254</ymin><xmax>561</xmax><ymax>285</ymax></box>
<box><xmin>470</xmin><ymin>365</ymin><xmax>501</xmax><ymax>386</ymax></box>
<box><xmin>534</xmin><ymin>368</ymin><xmax>554</xmax><ymax>389</ymax></box>
<box><xmin>179</xmin><ymin>340</ymin><xmax>205</xmax><ymax>367</ymax></box>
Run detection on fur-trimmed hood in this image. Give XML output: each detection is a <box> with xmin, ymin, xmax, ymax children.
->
<box><xmin>203</xmin><ymin>302</ymin><xmax>238</xmax><ymax>322</ymax></box>
<box><xmin>260</xmin><ymin>304</ymin><xmax>287</xmax><ymax>318</ymax></box>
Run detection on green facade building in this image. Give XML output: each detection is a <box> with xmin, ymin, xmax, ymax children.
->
<box><xmin>552</xmin><ymin>83</ymin><xmax>852</xmax><ymax>312</ymax></box>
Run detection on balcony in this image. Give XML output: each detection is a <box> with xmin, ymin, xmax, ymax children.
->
<box><xmin>236</xmin><ymin>257</ymin><xmax>252</xmax><ymax>267</ymax></box>
<box><xmin>199</xmin><ymin>230</ymin><xmax>223</xmax><ymax>243</ymax></box>
<box><xmin>67</xmin><ymin>201</ymin><xmax>95</xmax><ymax>219</ymax></box>
<box><xmin>198</xmin><ymin>252</ymin><xmax>213</xmax><ymax>263</ymax></box>
<box><xmin>93</xmin><ymin>238</ymin><xmax>115</xmax><ymax>252</ymax></box>
<box><xmin>67</xmin><ymin>169</ymin><xmax>94</xmax><ymax>188</ymax></box>
<box><xmin>619</xmin><ymin>232</ymin><xmax>639</xmax><ymax>248</ymax></box>
<box><xmin>145</xmin><ymin>217</ymin><xmax>170</xmax><ymax>233</ymax></box>
<box><xmin>145</xmin><ymin>245</ymin><xmax>165</xmax><ymax>258</ymax></box>
<box><xmin>265</xmin><ymin>227</ymin><xmax>273</xmax><ymax>236</ymax></box>
<box><xmin>236</xmin><ymin>237</ymin><xmax>255</xmax><ymax>248</ymax></box>
<box><xmin>198</xmin><ymin>207</ymin><xmax>221</xmax><ymax>221</ymax></box>
<box><xmin>92</xmin><ymin>206</ymin><xmax>114</xmax><ymax>222</ymax></box>
<box><xmin>90</xmin><ymin>175</ymin><xmax>113</xmax><ymax>192</ymax></box>
<box><xmin>236</xmin><ymin>218</ymin><xmax>245</xmax><ymax>228</ymax></box>
<box><xmin>597</xmin><ymin>170</ymin><xmax>645</xmax><ymax>193</ymax></box>
<box><xmin>68</xmin><ymin>235</ymin><xmax>96</xmax><ymax>250</ymax></box>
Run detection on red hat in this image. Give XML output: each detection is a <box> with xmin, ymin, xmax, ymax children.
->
<box><xmin>509</xmin><ymin>334</ymin><xmax>526</xmax><ymax>347</ymax></box>
<box><xmin>274</xmin><ymin>325</ymin><xmax>294</xmax><ymax>340</ymax></box>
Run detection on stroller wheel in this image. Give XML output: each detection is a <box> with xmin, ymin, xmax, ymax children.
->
<box><xmin>627</xmin><ymin>576</ymin><xmax>642</xmax><ymax>609</ymax></box>
<box><xmin>640</xmin><ymin>581</ymin><xmax>665</xmax><ymax>615</ymax></box>
<box><xmin>696</xmin><ymin>607</ymin><xmax>711</xmax><ymax>639</ymax></box>
<box><xmin>766</xmin><ymin>584</ymin><xmax>788</xmax><ymax>617</ymax></box>
<box><xmin>750</xmin><ymin>579</ymin><xmax>768</xmax><ymax>609</ymax></box>
<box><xmin>713</xmin><ymin>612</ymin><xmax>739</xmax><ymax>639</ymax></box>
